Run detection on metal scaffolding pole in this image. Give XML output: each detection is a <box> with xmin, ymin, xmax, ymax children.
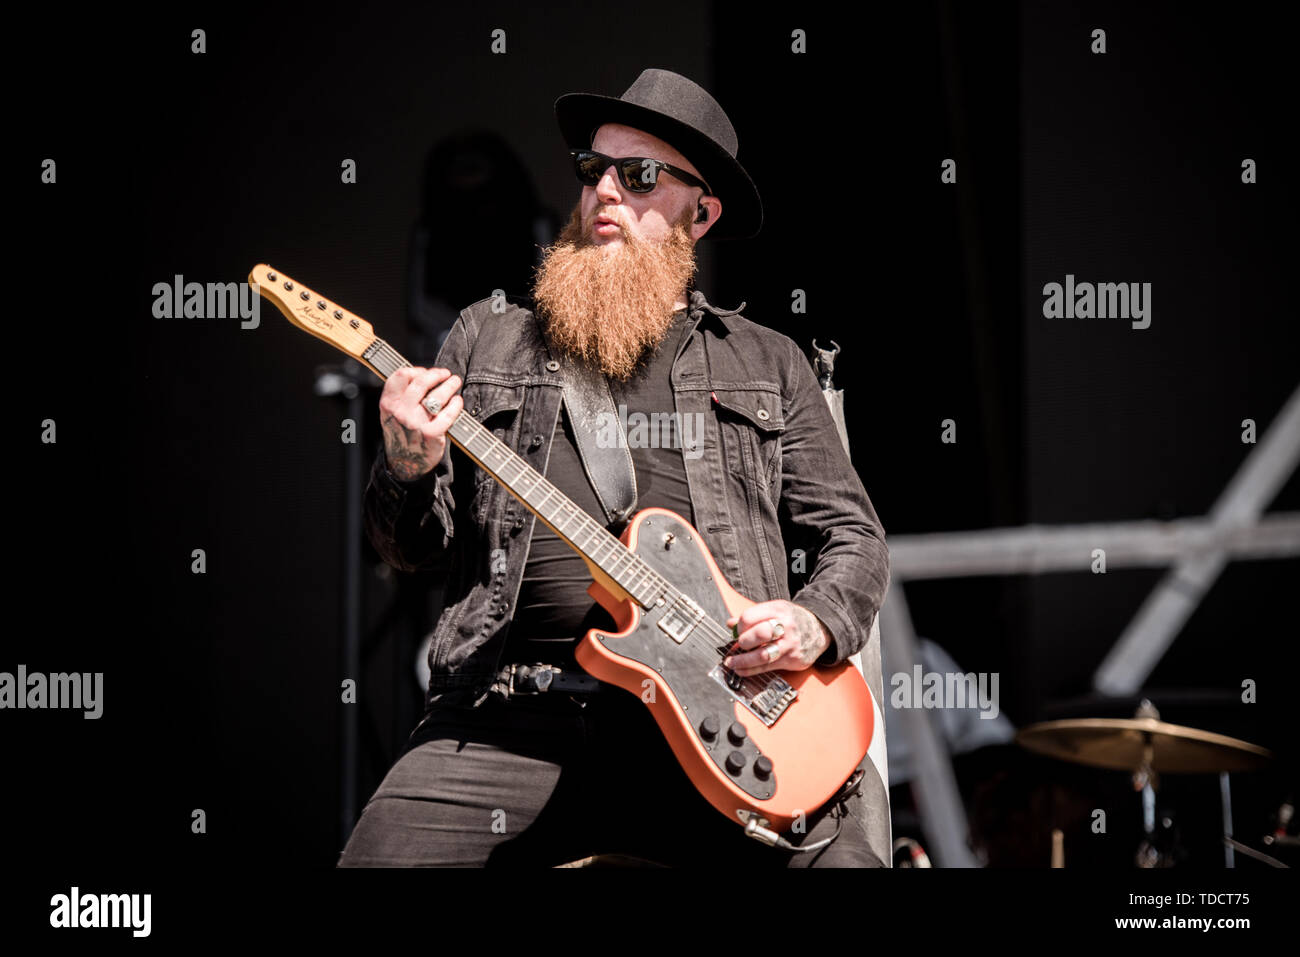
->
<box><xmin>878</xmin><ymin>586</ymin><xmax>979</xmax><ymax>867</ymax></box>
<box><xmin>1096</xmin><ymin>384</ymin><xmax>1300</xmax><ymax>693</ymax></box>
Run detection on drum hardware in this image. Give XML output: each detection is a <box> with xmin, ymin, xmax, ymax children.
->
<box><xmin>1017</xmin><ymin>699</ymin><xmax>1273</xmax><ymax>868</ymax></box>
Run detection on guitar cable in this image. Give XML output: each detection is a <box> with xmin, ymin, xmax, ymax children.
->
<box><xmin>742</xmin><ymin>768</ymin><xmax>866</xmax><ymax>852</ymax></box>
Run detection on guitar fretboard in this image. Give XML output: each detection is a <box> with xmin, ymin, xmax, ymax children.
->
<box><xmin>364</xmin><ymin>337</ymin><xmax>666</xmax><ymax>608</ymax></box>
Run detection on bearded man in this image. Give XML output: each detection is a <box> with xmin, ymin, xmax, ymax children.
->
<box><xmin>339</xmin><ymin>69</ymin><xmax>891</xmax><ymax>867</ymax></box>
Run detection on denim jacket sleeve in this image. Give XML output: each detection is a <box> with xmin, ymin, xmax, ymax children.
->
<box><xmin>362</xmin><ymin>309</ymin><xmax>478</xmax><ymax>574</ymax></box>
<box><xmin>778</xmin><ymin>337</ymin><xmax>890</xmax><ymax>666</ymax></box>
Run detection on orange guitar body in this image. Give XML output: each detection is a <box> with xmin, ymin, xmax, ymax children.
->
<box><xmin>576</xmin><ymin>507</ymin><xmax>875</xmax><ymax>834</ymax></box>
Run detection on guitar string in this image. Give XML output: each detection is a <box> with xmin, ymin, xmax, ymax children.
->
<box><xmin>374</xmin><ymin>340</ymin><xmax>779</xmax><ymax>691</ymax></box>
<box><xmin>371</xmin><ymin>339</ymin><xmax>780</xmax><ymax>693</ymax></box>
<box><xmin>376</xmin><ymin>341</ymin><xmax>759</xmax><ymax>662</ymax></box>
<box><xmin>294</xmin><ymin>321</ymin><xmax>724</xmax><ymax>665</ymax></box>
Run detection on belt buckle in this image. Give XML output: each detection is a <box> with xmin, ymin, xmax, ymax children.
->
<box><xmin>508</xmin><ymin>663</ymin><xmax>553</xmax><ymax>696</ymax></box>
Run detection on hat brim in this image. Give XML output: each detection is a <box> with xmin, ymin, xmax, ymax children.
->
<box><xmin>555</xmin><ymin>92</ymin><xmax>762</xmax><ymax>241</ymax></box>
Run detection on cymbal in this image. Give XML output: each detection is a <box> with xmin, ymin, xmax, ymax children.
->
<box><xmin>1016</xmin><ymin>718</ymin><xmax>1272</xmax><ymax>773</ymax></box>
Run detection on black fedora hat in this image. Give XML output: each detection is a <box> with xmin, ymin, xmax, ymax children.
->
<box><xmin>554</xmin><ymin>68</ymin><xmax>762</xmax><ymax>240</ymax></box>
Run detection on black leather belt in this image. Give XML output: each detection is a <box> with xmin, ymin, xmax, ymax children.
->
<box><xmin>493</xmin><ymin>663</ymin><xmax>609</xmax><ymax>697</ymax></box>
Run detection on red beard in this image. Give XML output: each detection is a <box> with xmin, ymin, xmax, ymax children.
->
<box><xmin>532</xmin><ymin>201</ymin><xmax>698</xmax><ymax>380</ymax></box>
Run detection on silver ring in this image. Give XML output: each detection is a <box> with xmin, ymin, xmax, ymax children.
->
<box><xmin>765</xmin><ymin>642</ymin><xmax>781</xmax><ymax>663</ymax></box>
<box><xmin>426</xmin><ymin>398</ymin><xmax>442</xmax><ymax>416</ymax></box>
<box><xmin>769</xmin><ymin>618</ymin><xmax>784</xmax><ymax>640</ymax></box>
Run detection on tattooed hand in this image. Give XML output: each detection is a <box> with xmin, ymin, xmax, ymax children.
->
<box><xmin>722</xmin><ymin>601</ymin><xmax>833</xmax><ymax>676</ymax></box>
<box><xmin>379</xmin><ymin>366</ymin><xmax>464</xmax><ymax>482</ymax></box>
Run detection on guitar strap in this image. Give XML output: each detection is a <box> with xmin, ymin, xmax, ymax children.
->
<box><xmin>555</xmin><ymin>352</ymin><xmax>638</xmax><ymax>528</ymax></box>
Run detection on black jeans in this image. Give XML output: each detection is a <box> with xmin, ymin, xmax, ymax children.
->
<box><xmin>337</xmin><ymin>686</ymin><xmax>884</xmax><ymax>867</ymax></box>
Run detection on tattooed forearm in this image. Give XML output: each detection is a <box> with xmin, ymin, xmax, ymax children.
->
<box><xmin>383</xmin><ymin>413</ymin><xmax>438</xmax><ymax>481</ymax></box>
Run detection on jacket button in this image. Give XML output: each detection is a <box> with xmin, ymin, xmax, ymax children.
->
<box><xmin>471</xmin><ymin>404</ymin><xmax>481</xmax><ymax>416</ymax></box>
<box><xmin>756</xmin><ymin>408</ymin><xmax>769</xmax><ymax>421</ymax></box>
<box><xmin>545</xmin><ymin>360</ymin><xmax>560</xmax><ymax>372</ymax></box>
<box><xmin>530</xmin><ymin>434</ymin><xmax>543</xmax><ymax>448</ymax></box>
<box><xmin>512</xmin><ymin>518</ymin><xmax>524</xmax><ymax>532</ymax></box>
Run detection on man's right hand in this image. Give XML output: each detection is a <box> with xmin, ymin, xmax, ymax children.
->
<box><xmin>379</xmin><ymin>367</ymin><xmax>464</xmax><ymax>482</ymax></box>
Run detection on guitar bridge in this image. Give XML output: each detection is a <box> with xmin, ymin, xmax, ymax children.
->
<box><xmin>710</xmin><ymin>667</ymin><xmax>797</xmax><ymax>727</ymax></box>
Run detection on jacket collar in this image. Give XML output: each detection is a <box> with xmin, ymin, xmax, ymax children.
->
<box><xmin>687</xmin><ymin>287</ymin><xmax>745</xmax><ymax>335</ymax></box>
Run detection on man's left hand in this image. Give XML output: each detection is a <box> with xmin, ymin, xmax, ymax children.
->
<box><xmin>723</xmin><ymin>601</ymin><xmax>832</xmax><ymax>676</ymax></box>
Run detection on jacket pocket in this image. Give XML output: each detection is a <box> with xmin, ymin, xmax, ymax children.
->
<box><xmin>709</xmin><ymin>385</ymin><xmax>785</xmax><ymax>432</ymax></box>
<box><xmin>711</xmin><ymin>385</ymin><xmax>785</xmax><ymax>505</ymax></box>
<box><xmin>460</xmin><ymin>376</ymin><xmax>527</xmax><ymax>423</ymax></box>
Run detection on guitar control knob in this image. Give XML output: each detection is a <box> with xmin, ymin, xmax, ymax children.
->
<box><xmin>754</xmin><ymin>756</ymin><xmax>773</xmax><ymax>779</ymax></box>
<box><xmin>728</xmin><ymin>721</ymin><xmax>747</xmax><ymax>745</ymax></box>
<box><xmin>699</xmin><ymin>716</ymin><xmax>719</xmax><ymax>741</ymax></box>
<box><xmin>725</xmin><ymin>751</ymin><xmax>746</xmax><ymax>775</ymax></box>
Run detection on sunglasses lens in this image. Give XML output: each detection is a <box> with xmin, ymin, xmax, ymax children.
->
<box><xmin>573</xmin><ymin>152</ymin><xmax>605</xmax><ymax>185</ymax></box>
<box><xmin>620</xmin><ymin>158</ymin><xmax>658</xmax><ymax>192</ymax></box>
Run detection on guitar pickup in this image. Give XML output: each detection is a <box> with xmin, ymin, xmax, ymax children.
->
<box><xmin>656</xmin><ymin>596</ymin><xmax>704</xmax><ymax>644</ymax></box>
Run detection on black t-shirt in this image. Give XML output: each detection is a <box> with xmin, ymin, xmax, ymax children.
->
<box><xmin>505</xmin><ymin>309</ymin><xmax>696</xmax><ymax>666</ymax></box>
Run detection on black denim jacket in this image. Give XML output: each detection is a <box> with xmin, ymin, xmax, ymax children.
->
<box><xmin>363</xmin><ymin>289</ymin><xmax>890</xmax><ymax>710</ymax></box>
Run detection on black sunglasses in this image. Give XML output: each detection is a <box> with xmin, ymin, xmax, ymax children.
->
<box><xmin>570</xmin><ymin>149</ymin><xmax>712</xmax><ymax>195</ymax></box>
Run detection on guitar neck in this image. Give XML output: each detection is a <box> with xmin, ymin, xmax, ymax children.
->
<box><xmin>363</xmin><ymin>336</ymin><xmax>663</xmax><ymax>607</ymax></box>
<box><xmin>246</xmin><ymin>262</ymin><xmax>667</xmax><ymax>610</ymax></box>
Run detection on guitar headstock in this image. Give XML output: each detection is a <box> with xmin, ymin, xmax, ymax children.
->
<box><xmin>248</xmin><ymin>263</ymin><xmax>377</xmax><ymax>360</ymax></box>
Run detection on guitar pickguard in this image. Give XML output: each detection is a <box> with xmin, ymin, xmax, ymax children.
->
<box><xmin>593</xmin><ymin>513</ymin><xmax>787</xmax><ymax>801</ymax></box>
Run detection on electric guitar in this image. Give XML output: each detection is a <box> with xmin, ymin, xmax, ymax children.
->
<box><xmin>251</xmin><ymin>264</ymin><xmax>874</xmax><ymax>836</ymax></box>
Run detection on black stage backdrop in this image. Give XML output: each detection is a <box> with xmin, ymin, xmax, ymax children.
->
<box><xmin>8</xmin><ymin>0</ymin><xmax>1297</xmax><ymax>917</ymax></box>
